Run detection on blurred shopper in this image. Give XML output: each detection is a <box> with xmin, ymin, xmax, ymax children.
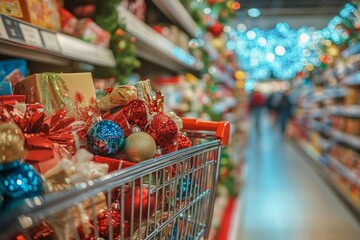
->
<box><xmin>277</xmin><ymin>90</ymin><xmax>293</xmax><ymax>134</ymax></box>
<box><xmin>249</xmin><ymin>89</ymin><xmax>265</xmax><ymax>133</ymax></box>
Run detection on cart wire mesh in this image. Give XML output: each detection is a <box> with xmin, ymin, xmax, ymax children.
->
<box><xmin>0</xmin><ymin>118</ymin><xmax>230</xmax><ymax>240</ymax></box>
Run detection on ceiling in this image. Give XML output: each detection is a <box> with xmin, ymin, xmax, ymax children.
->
<box><xmin>234</xmin><ymin>0</ymin><xmax>350</xmax><ymax>29</ymax></box>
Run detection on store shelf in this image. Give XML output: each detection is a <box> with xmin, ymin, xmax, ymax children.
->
<box><xmin>0</xmin><ymin>14</ymin><xmax>115</xmax><ymax>67</ymax></box>
<box><xmin>117</xmin><ymin>5</ymin><xmax>202</xmax><ymax>73</ymax></box>
<box><xmin>342</xmin><ymin>42</ymin><xmax>360</xmax><ymax>58</ymax></box>
<box><xmin>329</xmin><ymin>128</ymin><xmax>360</xmax><ymax>151</ymax></box>
<box><xmin>296</xmin><ymin>140</ymin><xmax>322</xmax><ymax>165</ymax></box>
<box><xmin>308</xmin><ymin>109</ymin><xmax>324</xmax><ymax>118</ymax></box>
<box><xmin>328</xmin><ymin>105</ymin><xmax>360</xmax><ymax>118</ymax></box>
<box><xmin>326</xmin><ymin>155</ymin><xmax>360</xmax><ymax>188</ymax></box>
<box><xmin>152</xmin><ymin>0</ymin><xmax>199</xmax><ymax>38</ymax></box>
<box><xmin>295</xmin><ymin>140</ymin><xmax>360</xmax><ymax>217</ymax></box>
<box><xmin>344</xmin><ymin>71</ymin><xmax>360</xmax><ymax>86</ymax></box>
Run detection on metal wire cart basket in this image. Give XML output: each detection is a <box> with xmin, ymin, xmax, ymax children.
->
<box><xmin>0</xmin><ymin>118</ymin><xmax>230</xmax><ymax>240</ymax></box>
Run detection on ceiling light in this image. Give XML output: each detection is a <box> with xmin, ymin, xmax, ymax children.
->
<box><xmin>275</xmin><ymin>46</ymin><xmax>285</xmax><ymax>56</ymax></box>
<box><xmin>266</xmin><ymin>53</ymin><xmax>275</xmax><ymax>62</ymax></box>
<box><xmin>299</xmin><ymin>33</ymin><xmax>310</xmax><ymax>44</ymax></box>
<box><xmin>246</xmin><ymin>30</ymin><xmax>256</xmax><ymax>40</ymax></box>
<box><xmin>248</xmin><ymin>8</ymin><xmax>261</xmax><ymax>18</ymax></box>
<box><xmin>257</xmin><ymin>37</ymin><xmax>267</xmax><ymax>46</ymax></box>
<box><xmin>237</xmin><ymin>23</ymin><xmax>247</xmax><ymax>32</ymax></box>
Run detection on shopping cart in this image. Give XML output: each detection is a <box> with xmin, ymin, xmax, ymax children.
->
<box><xmin>0</xmin><ymin>118</ymin><xmax>230</xmax><ymax>240</ymax></box>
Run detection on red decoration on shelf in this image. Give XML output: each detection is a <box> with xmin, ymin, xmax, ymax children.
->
<box><xmin>124</xmin><ymin>187</ymin><xmax>156</xmax><ymax>221</ymax></box>
<box><xmin>148</xmin><ymin>113</ymin><xmax>178</xmax><ymax>149</ymax></box>
<box><xmin>208</xmin><ymin>21</ymin><xmax>223</xmax><ymax>38</ymax></box>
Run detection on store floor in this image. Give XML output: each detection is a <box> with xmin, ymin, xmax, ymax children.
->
<box><xmin>236</xmin><ymin>113</ymin><xmax>360</xmax><ymax>240</ymax></box>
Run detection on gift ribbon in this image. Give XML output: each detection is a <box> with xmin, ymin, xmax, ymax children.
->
<box><xmin>40</xmin><ymin>73</ymin><xmax>73</xmax><ymax>115</ymax></box>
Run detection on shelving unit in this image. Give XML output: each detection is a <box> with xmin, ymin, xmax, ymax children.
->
<box><xmin>117</xmin><ymin>5</ymin><xmax>203</xmax><ymax>74</ymax></box>
<box><xmin>294</xmin><ymin>42</ymin><xmax>360</xmax><ymax>217</ymax></box>
<box><xmin>344</xmin><ymin>71</ymin><xmax>360</xmax><ymax>86</ymax></box>
<box><xmin>0</xmin><ymin>14</ymin><xmax>115</xmax><ymax>68</ymax></box>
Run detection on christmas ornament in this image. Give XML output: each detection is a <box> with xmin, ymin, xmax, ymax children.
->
<box><xmin>0</xmin><ymin>123</ymin><xmax>26</xmax><ymax>164</ymax></box>
<box><xmin>208</xmin><ymin>21</ymin><xmax>223</xmax><ymax>38</ymax></box>
<box><xmin>124</xmin><ymin>187</ymin><xmax>156</xmax><ymax>221</ymax></box>
<box><xmin>87</xmin><ymin>120</ymin><xmax>125</xmax><ymax>156</ymax></box>
<box><xmin>122</xmin><ymin>100</ymin><xmax>150</xmax><ymax>130</ymax></box>
<box><xmin>124</xmin><ymin>131</ymin><xmax>156</xmax><ymax>163</ymax></box>
<box><xmin>97</xmin><ymin>208</ymin><xmax>121</xmax><ymax>238</ymax></box>
<box><xmin>148</xmin><ymin>113</ymin><xmax>178</xmax><ymax>148</ymax></box>
<box><xmin>177</xmin><ymin>133</ymin><xmax>192</xmax><ymax>150</ymax></box>
<box><xmin>0</xmin><ymin>161</ymin><xmax>43</xmax><ymax>207</ymax></box>
<box><xmin>177</xmin><ymin>175</ymin><xmax>192</xmax><ymax>199</ymax></box>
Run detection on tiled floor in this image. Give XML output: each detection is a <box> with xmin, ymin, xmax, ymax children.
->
<box><xmin>237</xmin><ymin>114</ymin><xmax>360</xmax><ymax>240</ymax></box>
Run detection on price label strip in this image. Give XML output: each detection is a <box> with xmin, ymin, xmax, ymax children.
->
<box><xmin>0</xmin><ymin>15</ymin><xmax>8</xmax><ymax>39</ymax></box>
<box><xmin>19</xmin><ymin>23</ymin><xmax>43</xmax><ymax>47</ymax></box>
<box><xmin>40</xmin><ymin>30</ymin><xmax>60</xmax><ymax>52</ymax></box>
<box><xmin>1</xmin><ymin>15</ymin><xmax>25</xmax><ymax>42</ymax></box>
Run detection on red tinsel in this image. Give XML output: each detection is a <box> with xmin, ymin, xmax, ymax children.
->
<box><xmin>0</xmin><ymin>103</ymin><xmax>86</xmax><ymax>160</ymax></box>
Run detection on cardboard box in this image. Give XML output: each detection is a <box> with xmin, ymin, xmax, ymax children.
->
<box><xmin>14</xmin><ymin>72</ymin><xmax>96</xmax><ymax>114</ymax></box>
<box><xmin>0</xmin><ymin>0</ymin><xmax>61</xmax><ymax>31</ymax></box>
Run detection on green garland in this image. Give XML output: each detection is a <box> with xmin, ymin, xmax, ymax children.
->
<box><xmin>95</xmin><ymin>0</ymin><xmax>140</xmax><ymax>84</ymax></box>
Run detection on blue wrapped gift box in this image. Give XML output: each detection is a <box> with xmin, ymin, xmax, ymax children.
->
<box><xmin>0</xmin><ymin>82</ymin><xmax>12</xmax><ymax>95</ymax></box>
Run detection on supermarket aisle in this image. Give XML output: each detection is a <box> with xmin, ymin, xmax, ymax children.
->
<box><xmin>237</xmin><ymin>114</ymin><xmax>360</xmax><ymax>240</ymax></box>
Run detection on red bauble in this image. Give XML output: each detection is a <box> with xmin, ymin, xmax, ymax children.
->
<box><xmin>122</xmin><ymin>100</ymin><xmax>150</xmax><ymax>130</ymax></box>
<box><xmin>97</xmin><ymin>209</ymin><xmax>122</xmax><ymax>238</ymax></box>
<box><xmin>207</xmin><ymin>0</ymin><xmax>219</xmax><ymax>6</ymax></box>
<box><xmin>177</xmin><ymin>133</ymin><xmax>192</xmax><ymax>150</ymax></box>
<box><xmin>124</xmin><ymin>187</ymin><xmax>156</xmax><ymax>221</ymax></box>
<box><xmin>208</xmin><ymin>21</ymin><xmax>223</xmax><ymax>38</ymax></box>
<box><xmin>148</xmin><ymin>113</ymin><xmax>178</xmax><ymax>148</ymax></box>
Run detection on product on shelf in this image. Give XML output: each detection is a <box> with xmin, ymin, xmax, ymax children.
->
<box><xmin>152</xmin><ymin>24</ymin><xmax>190</xmax><ymax>52</ymax></box>
<box><xmin>0</xmin><ymin>0</ymin><xmax>61</xmax><ymax>31</ymax></box>
<box><xmin>0</xmin><ymin>58</ymin><xmax>28</xmax><ymax>85</ymax></box>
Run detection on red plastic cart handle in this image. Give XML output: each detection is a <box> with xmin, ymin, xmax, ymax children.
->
<box><xmin>182</xmin><ymin>118</ymin><xmax>230</xmax><ymax>147</ymax></box>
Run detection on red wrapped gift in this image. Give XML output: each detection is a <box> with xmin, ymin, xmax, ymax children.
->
<box><xmin>25</xmin><ymin>139</ymin><xmax>61</xmax><ymax>174</ymax></box>
<box><xmin>0</xmin><ymin>95</ymin><xmax>26</xmax><ymax>105</ymax></box>
<box><xmin>93</xmin><ymin>155</ymin><xmax>135</xmax><ymax>173</ymax></box>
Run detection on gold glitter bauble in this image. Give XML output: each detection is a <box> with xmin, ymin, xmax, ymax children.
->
<box><xmin>124</xmin><ymin>132</ymin><xmax>156</xmax><ymax>163</ymax></box>
<box><xmin>0</xmin><ymin>122</ymin><xmax>25</xmax><ymax>164</ymax></box>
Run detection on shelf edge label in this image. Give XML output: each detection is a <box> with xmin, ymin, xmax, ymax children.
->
<box><xmin>19</xmin><ymin>23</ymin><xmax>43</xmax><ymax>47</ymax></box>
<box><xmin>0</xmin><ymin>16</ymin><xmax>8</xmax><ymax>39</ymax></box>
<box><xmin>40</xmin><ymin>30</ymin><xmax>60</xmax><ymax>52</ymax></box>
<box><xmin>1</xmin><ymin>15</ymin><xmax>24</xmax><ymax>42</ymax></box>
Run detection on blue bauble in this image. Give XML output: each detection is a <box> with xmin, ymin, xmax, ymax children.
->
<box><xmin>87</xmin><ymin>120</ymin><xmax>125</xmax><ymax>156</ymax></box>
<box><xmin>0</xmin><ymin>161</ymin><xmax>43</xmax><ymax>206</ymax></box>
<box><xmin>177</xmin><ymin>175</ymin><xmax>192</xmax><ymax>199</ymax></box>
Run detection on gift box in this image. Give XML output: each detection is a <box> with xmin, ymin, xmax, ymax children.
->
<box><xmin>0</xmin><ymin>95</ymin><xmax>26</xmax><ymax>104</ymax></box>
<box><xmin>93</xmin><ymin>155</ymin><xmax>135</xmax><ymax>173</ymax></box>
<box><xmin>25</xmin><ymin>138</ymin><xmax>61</xmax><ymax>174</ymax></box>
<box><xmin>73</xmin><ymin>18</ymin><xmax>110</xmax><ymax>48</ymax></box>
<box><xmin>0</xmin><ymin>58</ymin><xmax>27</xmax><ymax>83</ymax></box>
<box><xmin>0</xmin><ymin>0</ymin><xmax>61</xmax><ymax>31</ymax></box>
<box><xmin>0</xmin><ymin>82</ymin><xmax>12</xmax><ymax>95</ymax></box>
<box><xmin>14</xmin><ymin>72</ymin><xmax>96</xmax><ymax>114</ymax></box>
<box><xmin>59</xmin><ymin>7</ymin><xmax>78</xmax><ymax>35</ymax></box>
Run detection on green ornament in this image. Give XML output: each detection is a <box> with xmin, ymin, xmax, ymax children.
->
<box><xmin>118</xmin><ymin>40</ymin><xmax>127</xmax><ymax>50</ymax></box>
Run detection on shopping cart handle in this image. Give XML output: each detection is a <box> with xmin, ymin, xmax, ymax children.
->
<box><xmin>182</xmin><ymin>118</ymin><xmax>230</xmax><ymax>147</ymax></box>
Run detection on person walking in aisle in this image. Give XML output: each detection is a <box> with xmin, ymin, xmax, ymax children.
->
<box><xmin>249</xmin><ymin>88</ymin><xmax>265</xmax><ymax>134</ymax></box>
<box><xmin>277</xmin><ymin>90</ymin><xmax>293</xmax><ymax>134</ymax></box>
